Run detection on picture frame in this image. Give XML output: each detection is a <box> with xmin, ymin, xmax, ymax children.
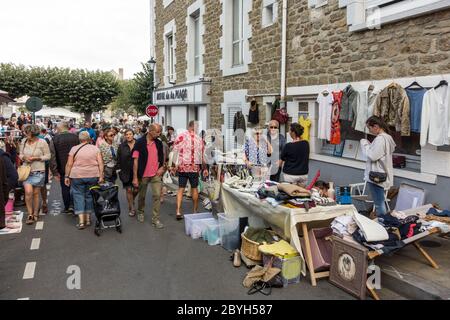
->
<box><xmin>342</xmin><ymin>140</ymin><xmax>360</xmax><ymax>159</ymax></box>
<box><xmin>329</xmin><ymin>236</ymin><xmax>369</xmax><ymax>300</ymax></box>
<box><xmin>356</xmin><ymin>143</ymin><xmax>367</xmax><ymax>161</ymax></box>
<box><xmin>333</xmin><ymin>141</ymin><xmax>345</xmax><ymax>157</ymax></box>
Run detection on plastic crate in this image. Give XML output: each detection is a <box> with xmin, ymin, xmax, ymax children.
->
<box><xmin>201</xmin><ymin>219</ymin><xmax>221</xmax><ymax>246</ymax></box>
<box><xmin>191</xmin><ymin>218</ymin><xmax>216</xmax><ymax>240</ymax></box>
<box><xmin>218</xmin><ymin>213</ymin><xmax>240</xmax><ymax>251</ymax></box>
<box><xmin>263</xmin><ymin>254</ymin><xmax>302</xmax><ymax>287</ymax></box>
<box><xmin>184</xmin><ymin>212</ymin><xmax>213</xmax><ymax>236</ymax></box>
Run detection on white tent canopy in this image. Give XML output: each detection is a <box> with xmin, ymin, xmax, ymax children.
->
<box><xmin>35</xmin><ymin>107</ymin><xmax>82</xmax><ymax>119</ymax></box>
<box><xmin>138</xmin><ymin>115</ymin><xmax>152</xmax><ymax>121</ymax></box>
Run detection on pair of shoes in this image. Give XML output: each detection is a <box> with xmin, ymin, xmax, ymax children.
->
<box><xmin>233</xmin><ymin>249</ymin><xmax>241</xmax><ymax>267</ymax></box>
<box><xmin>152</xmin><ymin>220</ymin><xmax>164</xmax><ymax>229</ymax></box>
<box><xmin>76</xmin><ymin>223</ymin><xmax>86</xmax><ymax>230</ymax></box>
<box><xmin>25</xmin><ymin>215</ymin><xmax>35</xmax><ymax>225</ymax></box>
<box><xmin>129</xmin><ymin>210</ymin><xmax>136</xmax><ymax>217</ymax></box>
<box><xmin>176</xmin><ymin>214</ymin><xmax>184</xmax><ymax>221</ymax></box>
<box><xmin>137</xmin><ymin>214</ymin><xmax>145</xmax><ymax>223</ymax></box>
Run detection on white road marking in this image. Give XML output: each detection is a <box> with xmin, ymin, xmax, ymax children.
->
<box><xmin>30</xmin><ymin>238</ymin><xmax>41</xmax><ymax>250</ymax></box>
<box><xmin>35</xmin><ymin>221</ymin><xmax>44</xmax><ymax>230</ymax></box>
<box><xmin>17</xmin><ymin>298</ymin><xmax>30</xmax><ymax>300</ymax></box>
<box><xmin>23</xmin><ymin>262</ymin><xmax>36</xmax><ymax>279</ymax></box>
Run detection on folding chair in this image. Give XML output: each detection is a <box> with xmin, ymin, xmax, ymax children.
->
<box><xmin>349</xmin><ymin>181</ymin><xmax>391</xmax><ymax>213</ymax></box>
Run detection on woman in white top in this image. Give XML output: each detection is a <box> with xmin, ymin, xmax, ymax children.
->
<box><xmin>360</xmin><ymin>116</ymin><xmax>396</xmax><ymax>218</ymax></box>
<box><xmin>19</xmin><ymin>124</ymin><xmax>51</xmax><ymax>225</ymax></box>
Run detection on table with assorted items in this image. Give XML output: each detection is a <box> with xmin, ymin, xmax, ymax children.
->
<box><xmin>221</xmin><ymin>181</ymin><xmax>357</xmax><ymax>286</ymax></box>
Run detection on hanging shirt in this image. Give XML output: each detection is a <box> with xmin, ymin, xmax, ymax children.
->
<box><xmin>317</xmin><ymin>91</ymin><xmax>333</xmax><ymax>141</ymax></box>
<box><xmin>299</xmin><ymin>116</ymin><xmax>311</xmax><ymax>142</ymax></box>
<box><xmin>406</xmin><ymin>88</ymin><xmax>427</xmax><ymax>133</ymax></box>
<box><xmin>420</xmin><ymin>86</ymin><xmax>450</xmax><ymax>147</ymax></box>
<box><xmin>330</xmin><ymin>91</ymin><xmax>343</xmax><ymax>145</ymax></box>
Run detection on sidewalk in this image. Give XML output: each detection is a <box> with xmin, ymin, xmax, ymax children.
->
<box><xmin>376</xmin><ymin>234</ymin><xmax>450</xmax><ymax>300</ymax></box>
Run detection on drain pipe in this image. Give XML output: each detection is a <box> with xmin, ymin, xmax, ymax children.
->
<box><xmin>280</xmin><ymin>0</ymin><xmax>288</xmax><ymax>104</ymax></box>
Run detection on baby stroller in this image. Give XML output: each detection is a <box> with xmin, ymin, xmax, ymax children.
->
<box><xmin>90</xmin><ymin>183</ymin><xmax>122</xmax><ymax>236</ymax></box>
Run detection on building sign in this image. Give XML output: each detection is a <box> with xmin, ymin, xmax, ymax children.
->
<box><xmin>154</xmin><ymin>81</ymin><xmax>210</xmax><ymax>106</ymax></box>
<box><xmin>156</xmin><ymin>88</ymin><xmax>188</xmax><ymax>102</ymax></box>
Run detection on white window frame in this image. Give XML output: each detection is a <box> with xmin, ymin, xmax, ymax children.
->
<box><xmin>220</xmin><ymin>0</ymin><xmax>253</xmax><ymax>77</ymax></box>
<box><xmin>232</xmin><ymin>0</ymin><xmax>244</xmax><ymax>66</ymax></box>
<box><xmin>262</xmin><ymin>0</ymin><xmax>279</xmax><ymax>28</ymax></box>
<box><xmin>163</xmin><ymin>19</ymin><xmax>177</xmax><ymax>87</ymax></box>
<box><xmin>185</xmin><ymin>0</ymin><xmax>206</xmax><ymax>82</ymax></box>
<box><xmin>308</xmin><ymin>0</ymin><xmax>328</xmax><ymax>9</ymax></box>
<box><xmin>163</xmin><ymin>0</ymin><xmax>174</xmax><ymax>9</ymax></box>
<box><xmin>221</xmin><ymin>90</ymin><xmax>250</xmax><ymax>152</ymax></box>
<box><xmin>338</xmin><ymin>0</ymin><xmax>450</xmax><ymax>32</ymax></box>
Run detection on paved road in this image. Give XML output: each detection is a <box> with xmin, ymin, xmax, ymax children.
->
<box><xmin>0</xmin><ymin>180</ymin><xmax>353</xmax><ymax>300</ymax></box>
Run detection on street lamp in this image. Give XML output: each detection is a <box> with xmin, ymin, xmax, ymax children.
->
<box><xmin>148</xmin><ymin>57</ymin><xmax>157</xmax><ymax>123</ymax></box>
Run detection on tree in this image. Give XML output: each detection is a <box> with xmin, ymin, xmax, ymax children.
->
<box><xmin>129</xmin><ymin>62</ymin><xmax>154</xmax><ymax>114</ymax></box>
<box><xmin>0</xmin><ymin>63</ymin><xmax>120</xmax><ymax>121</ymax></box>
<box><xmin>111</xmin><ymin>80</ymin><xmax>137</xmax><ymax>115</ymax></box>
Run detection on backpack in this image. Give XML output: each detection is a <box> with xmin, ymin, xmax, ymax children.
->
<box><xmin>272</xmin><ymin>108</ymin><xmax>289</xmax><ymax>124</ymax></box>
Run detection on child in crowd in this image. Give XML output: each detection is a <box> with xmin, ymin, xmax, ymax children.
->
<box><xmin>314</xmin><ymin>180</ymin><xmax>330</xmax><ymax>197</ymax></box>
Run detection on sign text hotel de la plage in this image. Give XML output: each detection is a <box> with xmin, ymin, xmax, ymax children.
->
<box><xmin>156</xmin><ymin>88</ymin><xmax>188</xmax><ymax>102</ymax></box>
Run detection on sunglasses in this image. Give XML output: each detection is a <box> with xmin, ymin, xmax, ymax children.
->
<box><xmin>270</xmin><ymin>126</ymin><xmax>278</xmax><ymax>129</ymax></box>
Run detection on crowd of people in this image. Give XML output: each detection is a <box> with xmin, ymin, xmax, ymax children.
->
<box><xmin>0</xmin><ymin>110</ymin><xmax>395</xmax><ymax>231</ymax></box>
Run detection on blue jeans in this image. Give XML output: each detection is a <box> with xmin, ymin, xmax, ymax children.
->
<box><xmin>367</xmin><ymin>182</ymin><xmax>387</xmax><ymax>217</ymax></box>
<box><xmin>71</xmin><ymin>178</ymin><xmax>99</xmax><ymax>215</ymax></box>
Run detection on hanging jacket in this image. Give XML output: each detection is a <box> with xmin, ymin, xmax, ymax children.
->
<box><xmin>374</xmin><ymin>83</ymin><xmax>410</xmax><ymax>136</ymax></box>
<box><xmin>340</xmin><ymin>85</ymin><xmax>358</xmax><ymax>124</ymax></box>
<box><xmin>233</xmin><ymin>111</ymin><xmax>246</xmax><ymax>133</ymax></box>
<box><xmin>248</xmin><ymin>105</ymin><xmax>259</xmax><ymax>125</ymax></box>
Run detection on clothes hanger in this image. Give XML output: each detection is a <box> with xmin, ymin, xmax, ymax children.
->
<box><xmin>405</xmin><ymin>77</ymin><xmax>424</xmax><ymax>90</ymax></box>
<box><xmin>434</xmin><ymin>79</ymin><xmax>448</xmax><ymax>89</ymax></box>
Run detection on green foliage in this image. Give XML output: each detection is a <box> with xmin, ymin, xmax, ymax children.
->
<box><xmin>0</xmin><ymin>63</ymin><xmax>120</xmax><ymax>118</ymax></box>
<box><xmin>111</xmin><ymin>80</ymin><xmax>137</xmax><ymax>115</ymax></box>
<box><xmin>129</xmin><ymin>62</ymin><xmax>154</xmax><ymax>114</ymax></box>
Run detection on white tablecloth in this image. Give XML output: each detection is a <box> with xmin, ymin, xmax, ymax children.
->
<box><xmin>221</xmin><ymin>183</ymin><xmax>358</xmax><ymax>274</ymax></box>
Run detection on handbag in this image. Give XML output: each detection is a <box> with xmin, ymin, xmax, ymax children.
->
<box><xmin>368</xmin><ymin>136</ymin><xmax>388</xmax><ymax>184</ymax></box>
<box><xmin>17</xmin><ymin>139</ymin><xmax>38</xmax><ymax>182</ymax></box>
<box><xmin>272</xmin><ymin>108</ymin><xmax>289</xmax><ymax>124</ymax></box>
<box><xmin>162</xmin><ymin>171</ymin><xmax>172</xmax><ymax>185</ymax></box>
<box><xmin>17</xmin><ymin>165</ymin><xmax>31</xmax><ymax>182</ymax></box>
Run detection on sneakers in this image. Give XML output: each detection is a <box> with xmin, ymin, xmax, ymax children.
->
<box><xmin>152</xmin><ymin>220</ymin><xmax>164</xmax><ymax>229</ymax></box>
<box><xmin>233</xmin><ymin>249</ymin><xmax>241</xmax><ymax>267</ymax></box>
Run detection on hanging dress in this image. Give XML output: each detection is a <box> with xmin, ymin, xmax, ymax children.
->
<box><xmin>330</xmin><ymin>91</ymin><xmax>343</xmax><ymax>145</ymax></box>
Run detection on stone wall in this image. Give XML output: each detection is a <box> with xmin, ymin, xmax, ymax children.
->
<box><xmin>154</xmin><ymin>0</ymin><xmax>450</xmax><ymax>129</ymax></box>
<box><xmin>286</xmin><ymin>0</ymin><xmax>450</xmax><ymax>87</ymax></box>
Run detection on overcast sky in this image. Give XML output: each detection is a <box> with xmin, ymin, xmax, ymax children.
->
<box><xmin>0</xmin><ymin>0</ymin><xmax>150</xmax><ymax>79</ymax></box>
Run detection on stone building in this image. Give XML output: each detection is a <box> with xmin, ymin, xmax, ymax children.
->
<box><xmin>151</xmin><ymin>0</ymin><xmax>450</xmax><ymax>207</ymax></box>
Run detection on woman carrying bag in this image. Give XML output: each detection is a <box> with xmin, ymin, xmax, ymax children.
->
<box><xmin>99</xmin><ymin>128</ymin><xmax>119</xmax><ymax>183</ymax></box>
<box><xmin>360</xmin><ymin>116</ymin><xmax>396</xmax><ymax>218</ymax></box>
<box><xmin>19</xmin><ymin>124</ymin><xmax>51</xmax><ymax>225</ymax></box>
<box><xmin>65</xmin><ymin>131</ymin><xmax>104</xmax><ymax>229</ymax></box>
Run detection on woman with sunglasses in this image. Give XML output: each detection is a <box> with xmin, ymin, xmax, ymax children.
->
<box><xmin>243</xmin><ymin>126</ymin><xmax>273</xmax><ymax>178</ymax></box>
<box><xmin>267</xmin><ymin>120</ymin><xmax>286</xmax><ymax>182</ymax></box>
<box><xmin>99</xmin><ymin>128</ymin><xmax>119</xmax><ymax>183</ymax></box>
<box><xmin>117</xmin><ymin>129</ymin><xmax>138</xmax><ymax>216</ymax></box>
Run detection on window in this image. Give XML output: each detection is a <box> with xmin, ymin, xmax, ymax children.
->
<box><xmin>193</xmin><ymin>13</ymin><xmax>201</xmax><ymax>76</ymax></box>
<box><xmin>167</xmin><ymin>34</ymin><xmax>175</xmax><ymax>82</ymax></box>
<box><xmin>186</xmin><ymin>1</ymin><xmax>204</xmax><ymax>81</ymax></box>
<box><xmin>220</xmin><ymin>0</ymin><xmax>252</xmax><ymax>76</ymax></box>
<box><xmin>232</xmin><ymin>0</ymin><xmax>244</xmax><ymax>66</ymax></box>
<box><xmin>262</xmin><ymin>0</ymin><xmax>278</xmax><ymax>28</ymax></box>
<box><xmin>338</xmin><ymin>0</ymin><xmax>450</xmax><ymax>32</ymax></box>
